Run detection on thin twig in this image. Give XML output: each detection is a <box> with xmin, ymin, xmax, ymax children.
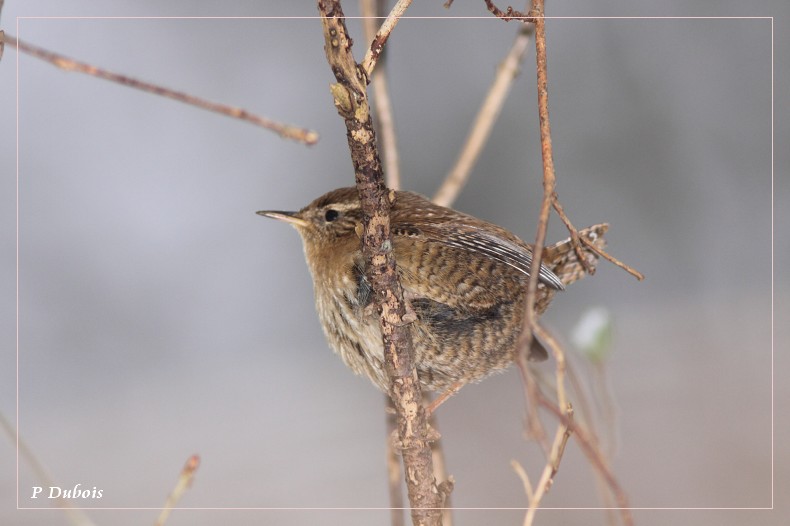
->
<box><xmin>537</xmin><ymin>393</ymin><xmax>633</xmax><ymax>526</ymax></box>
<box><xmin>513</xmin><ymin>337</ymin><xmax>575</xmax><ymax>526</ymax></box>
<box><xmin>534</xmin><ymin>324</ymin><xmax>567</xmax><ymax>409</ymax></box>
<box><xmin>521</xmin><ymin>325</ymin><xmax>571</xmax><ymax>525</ymax></box>
<box><xmin>510</xmin><ymin>459</ymin><xmax>534</xmax><ymax>501</ymax></box>
<box><xmin>552</xmin><ymin>191</ymin><xmax>645</xmax><ymax>280</ymax></box>
<box><xmin>484</xmin><ymin>0</ymin><xmax>530</xmax><ymax>21</ymax></box>
<box><xmin>360</xmin><ymin>0</ymin><xmax>413</xmax><ymax>78</ymax></box>
<box><xmin>473</xmin><ymin>7</ymin><xmax>643</xmax><ymax>284</ymax></box>
<box><xmin>361</xmin><ymin>0</ymin><xmax>402</xmax><ymax>190</ymax></box>
<box><xmin>528</xmin><ymin>326</ymin><xmax>629</xmax><ymax>524</ymax></box>
<box><xmin>515</xmin><ymin>353</ymin><xmax>550</xmax><ymax>452</ymax></box>
<box><xmin>520</xmin><ymin>0</ymin><xmax>554</xmax><ymax>360</ymax></box>
<box><xmin>579</xmin><ymin>231</ymin><xmax>645</xmax><ymax>281</ymax></box>
<box><xmin>550</xmin><ymin>192</ymin><xmax>594</xmax><ymax>274</ymax></box>
<box><xmin>433</xmin><ymin>24</ymin><xmax>533</xmax><ymax>207</ymax></box>
<box><xmin>1</xmin><ymin>412</ymin><xmax>96</xmax><ymax>526</ymax></box>
<box><xmin>523</xmin><ymin>404</ymin><xmax>573</xmax><ymax>526</ymax></box>
<box><xmin>590</xmin><ymin>362</ymin><xmax>620</xmax><ymax>526</ymax></box>
<box><xmin>563</xmin><ymin>354</ymin><xmax>599</xmax><ymax>450</ymax></box>
<box><xmin>2</xmin><ymin>33</ymin><xmax>319</xmax><ymax>145</ymax></box>
<box><xmin>155</xmin><ymin>455</ymin><xmax>200</xmax><ymax>526</ymax></box>
<box><xmin>318</xmin><ymin>3</ymin><xmax>449</xmax><ymax>524</ymax></box>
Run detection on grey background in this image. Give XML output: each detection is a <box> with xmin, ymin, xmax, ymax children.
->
<box><xmin>1</xmin><ymin>1</ymin><xmax>787</xmax><ymax>525</ymax></box>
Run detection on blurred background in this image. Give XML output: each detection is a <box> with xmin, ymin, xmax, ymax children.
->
<box><xmin>1</xmin><ymin>1</ymin><xmax>787</xmax><ymax>525</ymax></box>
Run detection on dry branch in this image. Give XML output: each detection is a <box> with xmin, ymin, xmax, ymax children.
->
<box><xmin>519</xmin><ymin>0</ymin><xmax>554</xmax><ymax>358</ymax></box>
<box><xmin>2</xmin><ymin>33</ymin><xmax>318</xmax><ymax>145</ymax></box>
<box><xmin>538</xmin><ymin>394</ymin><xmax>634</xmax><ymax>526</ymax></box>
<box><xmin>317</xmin><ymin>2</ymin><xmax>449</xmax><ymax>524</ymax></box>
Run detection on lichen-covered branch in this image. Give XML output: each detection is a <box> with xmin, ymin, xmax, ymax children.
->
<box><xmin>317</xmin><ymin>2</ymin><xmax>449</xmax><ymax>524</ymax></box>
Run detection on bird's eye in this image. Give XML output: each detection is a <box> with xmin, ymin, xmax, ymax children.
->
<box><xmin>324</xmin><ymin>209</ymin><xmax>339</xmax><ymax>222</ymax></box>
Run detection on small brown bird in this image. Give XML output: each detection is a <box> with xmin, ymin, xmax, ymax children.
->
<box><xmin>258</xmin><ymin>187</ymin><xmax>606</xmax><ymax>394</ymax></box>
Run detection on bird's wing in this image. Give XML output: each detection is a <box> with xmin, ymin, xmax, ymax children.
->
<box><xmin>395</xmin><ymin>220</ymin><xmax>565</xmax><ymax>291</ymax></box>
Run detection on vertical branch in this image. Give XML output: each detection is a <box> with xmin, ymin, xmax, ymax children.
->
<box><xmin>521</xmin><ymin>0</ymin><xmax>552</xmax><ymax>352</ymax></box>
<box><xmin>317</xmin><ymin>2</ymin><xmax>448</xmax><ymax>524</ymax></box>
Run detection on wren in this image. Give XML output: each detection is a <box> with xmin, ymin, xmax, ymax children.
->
<box><xmin>258</xmin><ymin>187</ymin><xmax>606</xmax><ymax>393</ymax></box>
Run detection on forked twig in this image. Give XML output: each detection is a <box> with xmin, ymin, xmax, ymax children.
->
<box><xmin>552</xmin><ymin>192</ymin><xmax>644</xmax><ymax>280</ymax></box>
<box><xmin>2</xmin><ymin>33</ymin><xmax>319</xmax><ymax>145</ymax></box>
<box><xmin>538</xmin><ymin>393</ymin><xmax>634</xmax><ymax>526</ymax></box>
<box><xmin>360</xmin><ymin>0</ymin><xmax>413</xmax><ymax>77</ymax></box>
<box><xmin>513</xmin><ymin>323</ymin><xmax>573</xmax><ymax>525</ymax></box>
<box><xmin>523</xmin><ymin>404</ymin><xmax>573</xmax><ymax>526</ymax></box>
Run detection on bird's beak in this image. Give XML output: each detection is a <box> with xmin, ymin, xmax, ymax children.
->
<box><xmin>256</xmin><ymin>210</ymin><xmax>309</xmax><ymax>228</ymax></box>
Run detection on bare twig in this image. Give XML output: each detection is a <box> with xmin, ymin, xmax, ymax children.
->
<box><xmin>515</xmin><ymin>353</ymin><xmax>549</xmax><ymax>452</ymax></box>
<box><xmin>552</xmin><ymin>191</ymin><xmax>645</xmax><ymax>281</ymax></box>
<box><xmin>578</xmin><ymin>231</ymin><xmax>645</xmax><ymax>281</ymax></box>
<box><xmin>510</xmin><ymin>459</ymin><xmax>534</xmax><ymax>501</ymax></box>
<box><xmin>509</xmin><ymin>4</ymin><xmax>633</xmax><ymax>521</ymax></box>
<box><xmin>1</xmin><ymin>412</ymin><xmax>96</xmax><ymax>526</ymax></box>
<box><xmin>514</xmin><ymin>324</ymin><xmax>573</xmax><ymax>525</ymax></box>
<box><xmin>484</xmin><ymin>0</ymin><xmax>530</xmax><ymax>21</ymax></box>
<box><xmin>550</xmin><ymin>192</ymin><xmax>595</xmax><ymax>274</ymax></box>
<box><xmin>361</xmin><ymin>0</ymin><xmax>402</xmax><ymax>190</ymax></box>
<box><xmin>534</xmin><ymin>324</ymin><xmax>567</xmax><ymax>408</ymax></box>
<box><xmin>2</xmin><ymin>33</ymin><xmax>319</xmax><ymax>145</ymax></box>
<box><xmin>155</xmin><ymin>455</ymin><xmax>200</xmax><ymax>526</ymax></box>
<box><xmin>520</xmin><ymin>0</ymin><xmax>554</xmax><ymax>357</ymax></box>
<box><xmin>318</xmin><ymin>2</ymin><xmax>449</xmax><ymax>524</ymax></box>
<box><xmin>521</xmin><ymin>324</ymin><xmax>573</xmax><ymax>525</ymax></box>
<box><xmin>433</xmin><ymin>24</ymin><xmax>533</xmax><ymax>207</ymax></box>
<box><xmin>476</xmin><ymin>5</ymin><xmax>643</xmax><ymax>284</ymax></box>
<box><xmin>360</xmin><ymin>0</ymin><xmax>413</xmax><ymax>78</ymax></box>
<box><xmin>523</xmin><ymin>404</ymin><xmax>573</xmax><ymax>526</ymax></box>
<box><xmin>521</xmin><ymin>326</ymin><xmax>630</xmax><ymax>525</ymax></box>
<box><xmin>537</xmin><ymin>393</ymin><xmax>633</xmax><ymax>525</ymax></box>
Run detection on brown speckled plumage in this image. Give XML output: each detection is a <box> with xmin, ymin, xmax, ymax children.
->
<box><xmin>258</xmin><ymin>187</ymin><xmax>606</xmax><ymax>392</ymax></box>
